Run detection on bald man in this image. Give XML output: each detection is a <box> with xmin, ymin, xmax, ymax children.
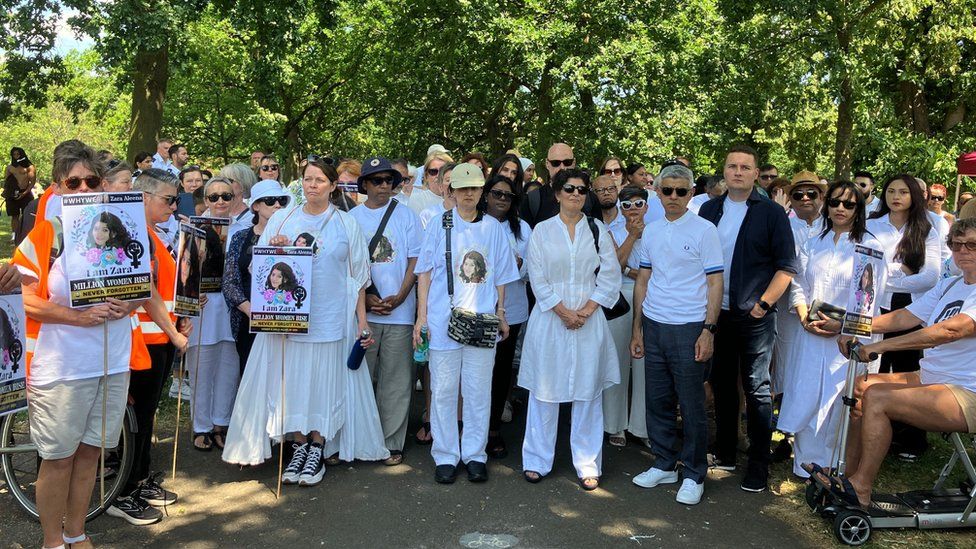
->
<box><xmin>520</xmin><ymin>143</ymin><xmax>596</xmax><ymax>227</ymax></box>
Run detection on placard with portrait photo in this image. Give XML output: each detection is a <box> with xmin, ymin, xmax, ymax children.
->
<box><xmin>249</xmin><ymin>246</ymin><xmax>312</xmax><ymax>334</ymax></box>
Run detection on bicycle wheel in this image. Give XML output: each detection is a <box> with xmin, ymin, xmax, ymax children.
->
<box><xmin>1</xmin><ymin>405</ymin><xmax>137</xmax><ymax>522</ymax></box>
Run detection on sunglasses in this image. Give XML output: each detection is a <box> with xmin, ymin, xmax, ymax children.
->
<box><xmin>759</xmin><ymin>174</ymin><xmax>779</xmax><ymax>180</ymax></box>
<box><xmin>207</xmin><ymin>192</ymin><xmax>234</xmax><ymax>203</ymax></box>
<box><xmin>620</xmin><ymin>199</ymin><xmax>647</xmax><ymax>210</ymax></box>
<box><xmin>548</xmin><ymin>158</ymin><xmax>575</xmax><ymax>168</ymax></box>
<box><xmin>827</xmin><ymin>198</ymin><xmax>857</xmax><ymax>210</ymax></box>
<box><xmin>62</xmin><ymin>176</ymin><xmax>102</xmax><ymax>190</ymax></box>
<box><xmin>366</xmin><ymin>176</ymin><xmax>397</xmax><ymax>186</ymax></box>
<box><xmin>660</xmin><ymin>186</ymin><xmax>690</xmax><ymax>197</ymax></box>
<box><xmin>593</xmin><ymin>186</ymin><xmax>617</xmax><ymax>195</ymax></box>
<box><xmin>929</xmin><ymin>195</ymin><xmax>946</xmax><ymax>202</ymax></box>
<box><xmin>561</xmin><ymin>184</ymin><xmax>588</xmax><ymax>195</ymax></box>
<box><xmin>600</xmin><ymin>168</ymin><xmax>622</xmax><ymax>176</ymax></box>
<box><xmin>146</xmin><ymin>191</ymin><xmax>180</xmax><ymax>206</ymax></box>
<box><xmin>260</xmin><ymin>164</ymin><xmax>280</xmax><ymax>172</ymax></box>
<box><xmin>307</xmin><ymin>154</ymin><xmax>335</xmax><ymax>166</ymax></box>
<box><xmin>426</xmin><ymin>167</ymin><xmax>440</xmax><ymax>177</ymax></box>
<box><xmin>949</xmin><ymin>240</ymin><xmax>976</xmax><ymax>252</ymax></box>
<box><xmin>856</xmin><ymin>181</ymin><xmax>872</xmax><ymax>189</ymax></box>
<box><xmin>791</xmin><ymin>189</ymin><xmax>819</xmax><ymax>201</ymax></box>
<box><xmin>106</xmin><ymin>159</ymin><xmax>121</xmax><ymax>170</ymax></box>
<box><xmin>257</xmin><ymin>196</ymin><xmax>290</xmax><ymax>207</ymax></box>
<box><xmin>488</xmin><ymin>189</ymin><xmax>516</xmax><ymax>201</ymax></box>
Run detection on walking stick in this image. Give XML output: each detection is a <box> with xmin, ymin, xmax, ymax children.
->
<box><xmin>100</xmin><ymin>321</ymin><xmax>108</xmax><ymax>506</ymax></box>
<box><xmin>276</xmin><ymin>335</ymin><xmax>286</xmax><ymax>499</ymax></box>
<box><xmin>190</xmin><ymin>307</ymin><xmax>205</xmax><ymax>451</ymax></box>
<box><xmin>171</xmin><ymin>353</ymin><xmax>186</xmax><ymax>481</ymax></box>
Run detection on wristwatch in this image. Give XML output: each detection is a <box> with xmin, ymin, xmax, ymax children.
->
<box><xmin>704</xmin><ymin>323</ymin><xmax>718</xmax><ymax>334</ymax></box>
<box><xmin>758</xmin><ymin>300</ymin><xmax>772</xmax><ymax>312</ymax></box>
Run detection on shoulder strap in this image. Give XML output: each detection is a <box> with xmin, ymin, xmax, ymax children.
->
<box><xmin>941</xmin><ymin>276</ymin><xmax>964</xmax><ymax>299</ymax></box>
<box><xmin>442</xmin><ymin>210</ymin><xmax>454</xmax><ymax>303</ymax></box>
<box><xmin>368</xmin><ymin>200</ymin><xmax>397</xmax><ymax>259</ymax></box>
<box><xmin>586</xmin><ymin>216</ymin><xmax>600</xmax><ymax>275</ymax></box>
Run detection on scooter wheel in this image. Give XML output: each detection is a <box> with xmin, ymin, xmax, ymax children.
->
<box><xmin>833</xmin><ymin>510</ymin><xmax>871</xmax><ymax>546</ymax></box>
<box><xmin>805</xmin><ymin>481</ymin><xmax>826</xmax><ymax>510</ymax></box>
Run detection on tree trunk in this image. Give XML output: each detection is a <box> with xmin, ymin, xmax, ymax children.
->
<box><xmin>126</xmin><ymin>47</ymin><xmax>169</xmax><ymax>162</ymax></box>
<box><xmin>833</xmin><ymin>25</ymin><xmax>854</xmax><ymax>181</ymax></box>
<box><xmin>535</xmin><ymin>59</ymin><xmax>556</xmax><ymax>154</ymax></box>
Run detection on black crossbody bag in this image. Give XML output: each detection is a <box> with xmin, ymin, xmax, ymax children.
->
<box><xmin>364</xmin><ymin>200</ymin><xmax>398</xmax><ymax>297</ymax></box>
<box><xmin>586</xmin><ymin>217</ymin><xmax>631</xmax><ymax>321</ymax></box>
<box><xmin>442</xmin><ymin>210</ymin><xmax>500</xmax><ymax>348</ymax></box>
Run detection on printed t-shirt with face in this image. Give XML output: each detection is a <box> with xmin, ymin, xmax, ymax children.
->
<box><xmin>717</xmin><ymin>197</ymin><xmax>748</xmax><ymax>310</ymax></box>
<box><xmin>499</xmin><ymin>219</ymin><xmax>532</xmax><ymax>325</ymax></box>
<box><xmin>261</xmin><ymin>205</ymin><xmax>369</xmax><ymax>342</ymax></box>
<box><xmin>906</xmin><ymin>277</ymin><xmax>976</xmax><ymax>393</ymax></box>
<box><xmin>414</xmin><ymin>210</ymin><xmax>520</xmax><ymax>351</ymax></box>
<box><xmin>350</xmin><ymin>200</ymin><xmax>423</xmax><ymax>325</ymax></box>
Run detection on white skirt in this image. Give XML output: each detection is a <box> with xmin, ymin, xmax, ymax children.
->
<box><xmin>222</xmin><ymin>335</ymin><xmax>389</xmax><ymax>466</ymax></box>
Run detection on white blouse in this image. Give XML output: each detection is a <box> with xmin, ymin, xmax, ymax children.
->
<box><xmin>866</xmin><ymin>214</ymin><xmax>940</xmax><ymax>309</ymax></box>
<box><xmin>517</xmin><ymin>215</ymin><xmax>622</xmax><ymax>403</ymax></box>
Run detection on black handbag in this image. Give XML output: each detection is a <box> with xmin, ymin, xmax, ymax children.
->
<box><xmin>807</xmin><ymin>299</ymin><xmax>846</xmax><ymax>323</ymax></box>
<box><xmin>586</xmin><ymin>217</ymin><xmax>630</xmax><ymax>321</ymax></box>
<box><xmin>442</xmin><ymin>211</ymin><xmax>499</xmax><ymax>348</ymax></box>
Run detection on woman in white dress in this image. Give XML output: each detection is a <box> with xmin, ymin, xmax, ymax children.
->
<box><xmin>518</xmin><ymin>168</ymin><xmax>622</xmax><ymax>490</ymax></box>
<box><xmin>779</xmin><ymin>181</ymin><xmax>887</xmax><ymax>478</ymax></box>
<box><xmin>223</xmin><ymin>158</ymin><xmax>388</xmax><ymax>486</ymax></box>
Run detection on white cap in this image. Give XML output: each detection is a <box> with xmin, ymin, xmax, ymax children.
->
<box><xmin>427</xmin><ymin>144</ymin><xmax>448</xmax><ymax>157</ymax></box>
<box><xmin>520</xmin><ymin>157</ymin><xmax>534</xmax><ymax>171</ymax></box>
<box><xmin>250</xmin><ymin>179</ymin><xmax>289</xmax><ymax>203</ymax></box>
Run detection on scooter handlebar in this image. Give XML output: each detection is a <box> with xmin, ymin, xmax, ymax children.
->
<box><xmin>846</xmin><ymin>340</ymin><xmax>878</xmax><ymax>361</ymax></box>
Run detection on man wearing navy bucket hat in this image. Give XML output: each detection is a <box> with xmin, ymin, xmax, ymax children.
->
<box><xmin>350</xmin><ymin>156</ymin><xmax>423</xmax><ymax>466</ymax></box>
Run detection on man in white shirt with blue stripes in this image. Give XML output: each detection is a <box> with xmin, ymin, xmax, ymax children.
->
<box><xmin>629</xmin><ymin>164</ymin><xmax>724</xmax><ymax>505</ymax></box>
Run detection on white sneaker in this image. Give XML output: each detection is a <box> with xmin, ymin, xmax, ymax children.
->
<box><xmin>632</xmin><ymin>467</ymin><xmax>679</xmax><ymax>488</ymax></box>
<box><xmin>676</xmin><ymin>478</ymin><xmax>704</xmax><ymax>505</ymax></box>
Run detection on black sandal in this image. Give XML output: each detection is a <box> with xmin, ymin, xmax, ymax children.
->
<box><xmin>487</xmin><ymin>434</ymin><xmax>508</xmax><ymax>459</ymax></box>
<box><xmin>212</xmin><ymin>428</ymin><xmax>227</xmax><ymax>450</ymax></box>
<box><xmin>523</xmin><ymin>470</ymin><xmax>545</xmax><ymax>483</ymax></box>
<box><xmin>415</xmin><ymin>421</ymin><xmax>433</xmax><ymax>445</ymax></box>
<box><xmin>193</xmin><ymin>432</ymin><xmax>213</xmax><ymax>452</ymax></box>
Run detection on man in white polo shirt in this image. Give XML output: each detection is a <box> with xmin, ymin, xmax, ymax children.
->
<box><xmin>629</xmin><ymin>164</ymin><xmax>724</xmax><ymax>505</ymax></box>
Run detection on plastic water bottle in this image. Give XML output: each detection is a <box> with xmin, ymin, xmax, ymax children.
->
<box><xmin>413</xmin><ymin>325</ymin><xmax>429</xmax><ymax>363</ymax></box>
<box><xmin>347</xmin><ymin>329</ymin><xmax>371</xmax><ymax>370</ymax></box>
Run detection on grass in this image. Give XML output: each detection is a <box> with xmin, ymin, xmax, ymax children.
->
<box><xmin>0</xmin><ymin>212</ymin><xmax>16</xmax><ymax>261</ymax></box>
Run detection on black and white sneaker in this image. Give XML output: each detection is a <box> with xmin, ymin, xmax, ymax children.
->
<box><xmin>134</xmin><ymin>472</ymin><xmax>178</xmax><ymax>506</ymax></box>
<box><xmin>106</xmin><ymin>494</ymin><xmax>163</xmax><ymax>525</ymax></box>
<box><xmin>298</xmin><ymin>442</ymin><xmax>325</xmax><ymax>486</ymax></box>
<box><xmin>282</xmin><ymin>443</ymin><xmax>310</xmax><ymax>485</ymax></box>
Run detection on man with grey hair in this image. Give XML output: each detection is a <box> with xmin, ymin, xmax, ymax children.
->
<box><xmin>689</xmin><ymin>176</ymin><xmax>725</xmax><ymax>214</ymax></box>
<box><xmin>630</xmin><ymin>163</ymin><xmax>723</xmax><ymax>504</ymax></box>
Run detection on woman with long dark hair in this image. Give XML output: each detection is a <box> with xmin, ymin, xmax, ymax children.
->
<box><xmin>779</xmin><ymin>181</ymin><xmax>886</xmax><ymax>479</ymax></box>
<box><xmin>866</xmin><ymin>174</ymin><xmax>940</xmax><ymax>459</ymax></box>
<box><xmin>478</xmin><ymin>174</ymin><xmax>531</xmax><ymax>458</ymax></box>
<box><xmin>488</xmin><ymin>154</ymin><xmax>524</xmax><ymax>195</ymax></box>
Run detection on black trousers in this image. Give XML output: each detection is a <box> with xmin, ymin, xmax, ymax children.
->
<box><xmin>234</xmin><ymin>321</ymin><xmax>256</xmax><ymax>376</ymax></box>
<box><xmin>880</xmin><ymin>293</ymin><xmax>928</xmax><ymax>455</ymax></box>
<box><xmin>125</xmin><ymin>343</ymin><xmax>176</xmax><ymax>491</ymax></box>
<box><xmin>489</xmin><ymin>323</ymin><xmax>523</xmax><ymax>433</ymax></box>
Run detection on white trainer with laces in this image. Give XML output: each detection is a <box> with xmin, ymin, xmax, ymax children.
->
<box><xmin>632</xmin><ymin>467</ymin><xmax>679</xmax><ymax>488</ymax></box>
<box><xmin>676</xmin><ymin>478</ymin><xmax>704</xmax><ymax>505</ymax></box>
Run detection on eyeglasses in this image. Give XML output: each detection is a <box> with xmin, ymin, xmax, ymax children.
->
<box><xmin>660</xmin><ymin>186</ymin><xmax>690</xmax><ymax>197</ymax></box>
<box><xmin>560</xmin><ymin>184</ymin><xmax>588</xmax><ymax>195</ymax></box>
<box><xmin>600</xmin><ymin>168</ymin><xmax>622</xmax><ymax>176</ymax></box>
<box><xmin>548</xmin><ymin>158</ymin><xmax>575</xmax><ymax>168</ymax></box>
<box><xmin>366</xmin><ymin>176</ymin><xmax>397</xmax><ymax>186</ymax></box>
<box><xmin>593</xmin><ymin>186</ymin><xmax>617</xmax><ymax>195</ymax></box>
<box><xmin>929</xmin><ymin>195</ymin><xmax>946</xmax><ymax>202</ymax></box>
<box><xmin>426</xmin><ymin>167</ymin><xmax>440</xmax><ymax>177</ymax></box>
<box><xmin>257</xmin><ymin>196</ymin><xmax>290</xmax><ymax>207</ymax></box>
<box><xmin>856</xmin><ymin>181</ymin><xmax>872</xmax><ymax>189</ymax></box>
<box><xmin>791</xmin><ymin>190</ymin><xmax>819</xmax><ymax>201</ymax></box>
<box><xmin>949</xmin><ymin>240</ymin><xmax>976</xmax><ymax>252</ymax></box>
<box><xmin>827</xmin><ymin>198</ymin><xmax>857</xmax><ymax>210</ymax></box>
<box><xmin>620</xmin><ymin>199</ymin><xmax>647</xmax><ymax>210</ymax></box>
<box><xmin>61</xmin><ymin>176</ymin><xmax>102</xmax><ymax>190</ymax></box>
<box><xmin>145</xmin><ymin>191</ymin><xmax>180</xmax><ymax>206</ymax></box>
<box><xmin>307</xmin><ymin>154</ymin><xmax>335</xmax><ymax>166</ymax></box>
<box><xmin>488</xmin><ymin>189</ymin><xmax>516</xmax><ymax>201</ymax></box>
<box><xmin>260</xmin><ymin>164</ymin><xmax>280</xmax><ymax>172</ymax></box>
<box><xmin>759</xmin><ymin>174</ymin><xmax>779</xmax><ymax>181</ymax></box>
<box><xmin>207</xmin><ymin>192</ymin><xmax>234</xmax><ymax>203</ymax></box>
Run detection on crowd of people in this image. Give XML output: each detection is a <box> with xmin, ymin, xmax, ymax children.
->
<box><xmin>7</xmin><ymin>138</ymin><xmax>976</xmax><ymax>549</ymax></box>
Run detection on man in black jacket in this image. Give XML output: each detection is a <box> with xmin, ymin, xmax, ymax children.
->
<box><xmin>697</xmin><ymin>145</ymin><xmax>797</xmax><ymax>493</ymax></box>
<box><xmin>520</xmin><ymin>143</ymin><xmax>597</xmax><ymax>227</ymax></box>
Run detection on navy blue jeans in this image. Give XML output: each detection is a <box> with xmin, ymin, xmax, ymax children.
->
<box><xmin>710</xmin><ymin>309</ymin><xmax>776</xmax><ymax>466</ymax></box>
<box><xmin>642</xmin><ymin>317</ymin><xmax>710</xmax><ymax>483</ymax></box>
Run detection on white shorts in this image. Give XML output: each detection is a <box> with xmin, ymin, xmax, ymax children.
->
<box><xmin>27</xmin><ymin>372</ymin><xmax>130</xmax><ymax>460</ymax></box>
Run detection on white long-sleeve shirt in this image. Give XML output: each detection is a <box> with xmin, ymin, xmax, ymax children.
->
<box><xmin>867</xmin><ymin>214</ymin><xmax>940</xmax><ymax>309</ymax></box>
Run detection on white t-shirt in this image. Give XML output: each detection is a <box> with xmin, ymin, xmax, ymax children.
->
<box><xmin>262</xmin><ymin>205</ymin><xmax>370</xmax><ymax>342</ymax></box>
<box><xmin>404</xmin><ymin>188</ymin><xmax>442</xmax><ymax>220</ymax></box>
<box><xmin>24</xmin><ymin>246</ymin><xmax>132</xmax><ymax>386</ymax></box>
<box><xmin>414</xmin><ymin>210</ymin><xmax>520</xmax><ymax>351</ymax></box>
<box><xmin>688</xmin><ymin>193</ymin><xmax>711</xmax><ymax>214</ymax></box>
<box><xmin>44</xmin><ymin>194</ymin><xmax>62</xmax><ymax>221</ymax></box>
<box><xmin>500</xmin><ymin>219</ymin><xmax>532</xmax><ymax>325</ymax></box>
<box><xmin>420</xmin><ymin>202</ymin><xmax>448</xmax><ymax>230</ymax></box>
<box><xmin>643</xmin><ymin>193</ymin><xmax>666</xmax><ymax>225</ymax></box>
<box><xmin>638</xmin><ymin>210</ymin><xmax>724</xmax><ymax>324</ymax></box>
<box><xmin>906</xmin><ymin>277</ymin><xmax>976</xmax><ymax>393</ymax></box>
<box><xmin>606</xmin><ymin>208</ymin><xmax>640</xmax><ymax>270</ymax></box>
<box><xmin>350</xmin><ymin>200</ymin><xmax>423</xmax><ymax>326</ymax></box>
<box><xmin>717</xmin><ymin>197</ymin><xmax>748</xmax><ymax>310</ymax></box>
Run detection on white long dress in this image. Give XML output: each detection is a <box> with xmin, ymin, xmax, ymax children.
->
<box><xmin>223</xmin><ymin>205</ymin><xmax>389</xmax><ymax>466</ymax></box>
<box><xmin>778</xmin><ymin>230</ymin><xmax>886</xmax><ymax>475</ymax></box>
<box><xmin>518</xmin><ymin>216</ymin><xmax>622</xmax><ymax>403</ymax></box>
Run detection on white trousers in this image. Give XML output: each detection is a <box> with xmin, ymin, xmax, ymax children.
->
<box><xmin>429</xmin><ymin>346</ymin><xmax>495</xmax><ymax>466</ymax></box>
<box><xmin>522</xmin><ymin>393</ymin><xmax>604</xmax><ymax>478</ymax></box>
<box><xmin>602</xmin><ymin>283</ymin><xmax>647</xmax><ymax>437</ymax></box>
<box><xmin>188</xmin><ymin>341</ymin><xmax>240</xmax><ymax>433</ymax></box>
<box><xmin>792</xmin><ymin>398</ymin><xmax>845</xmax><ymax>477</ymax></box>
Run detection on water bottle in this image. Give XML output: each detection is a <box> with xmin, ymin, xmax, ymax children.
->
<box><xmin>413</xmin><ymin>325</ymin><xmax>429</xmax><ymax>363</ymax></box>
<box><xmin>347</xmin><ymin>329</ymin><xmax>371</xmax><ymax>370</ymax></box>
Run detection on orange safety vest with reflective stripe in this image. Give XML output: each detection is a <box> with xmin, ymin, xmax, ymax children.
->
<box><xmin>35</xmin><ymin>186</ymin><xmax>55</xmax><ymax>222</ymax></box>
<box><xmin>136</xmin><ymin>230</ymin><xmax>175</xmax><ymax>345</ymax></box>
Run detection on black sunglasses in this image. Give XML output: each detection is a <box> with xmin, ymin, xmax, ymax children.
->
<box><xmin>260</xmin><ymin>164</ymin><xmax>280</xmax><ymax>172</ymax></box>
<box><xmin>561</xmin><ymin>184</ymin><xmax>588</xmax><ymax>195</ymax></box>
<box><xmin>929</xmin><ymin>195</ymin><xmax>946</xmax><ymax>202</ymax></box>
<box><xmin>827</xmin><ymin>198</ymin><xmax>857</xmax><ymax>210</ymax></box>
<box><xmin>257</xmin><ymin>196</ymin><xmax>290</xmax><ymax>207</ymax></box>
<box><xmin>549</xmin><ymin>158</ymin><xmax>575</xmax><ymax>168</ymax></box>
<box><xmin>489</xmin><ymin>189</ymin><xmax>516</xmax><ymax>201</ymax></box>
<box><xmin>600</xmin><ymin>168</ymin><xmax>622</xmax><ymax>176</ymax></box>
<box><xmin>660</xmin><ymin>186</ymin><xmax>690</xmax><ymax>197</ymax></box>
<box><xmin>759</xmin><ymin>174</ymin><xmax>779</xmax><ymax>181</ymax></box>
<box><xmin>62</xmin><ymin>176</ymin><xmax>102</xmax><ymax>190</ymax></box>
<box><xmin>425</xmin><ymin>167</ymin><xmax>440</xmax><ymax>177</ymax></box>
<box><xmin>366</xmin><ymin>176</ymin><xmax>397</xmax><ymax>186</ymax></box>
<box><xmin>791</xmin><ymin>189</ymin><xmax>819</xmax><ymax>201</ymax></box>
<box><xmin>146</xmin><ymin>191</ymin><xmax>180</xmax><ymax>206</ymax></box>
<box><xmin>949</xmin><ymin>240</ymin><xmax>976</xmax><ymax>252</ymax></box>
<box><xmin>207</xmin><ymin>192</ymin><xmax>234</xmax><ymax>203</ymax></box>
